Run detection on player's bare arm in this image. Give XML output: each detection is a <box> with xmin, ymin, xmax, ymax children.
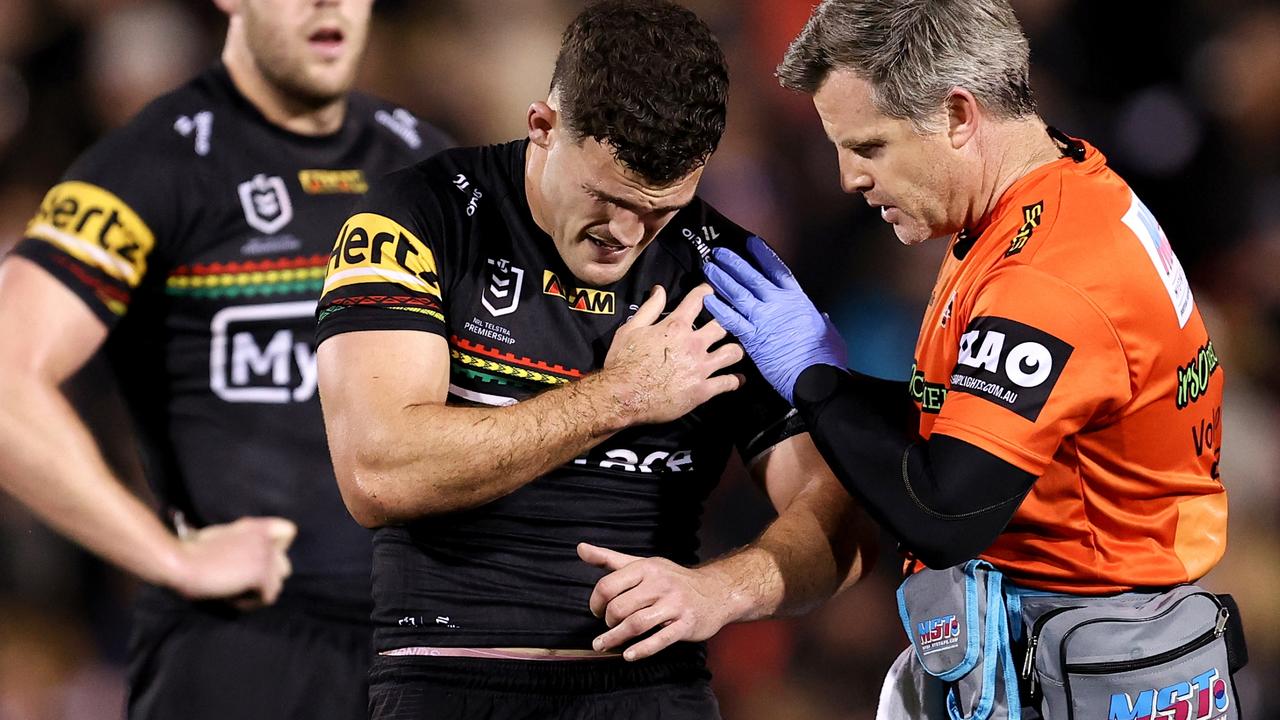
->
<box><xmin>319</xmin><ymin>284</ymin><xmax>743</xmax><ymax>527</ymax></box>
<box><xmin>0</xmin><ymin>258</ymin><xmax>296</xmax><ymax>604</ymax></box>
<box><xmin>581</xmin><ymin>431</ymin><xmax>876</xmax><ymax>661</ymax></box>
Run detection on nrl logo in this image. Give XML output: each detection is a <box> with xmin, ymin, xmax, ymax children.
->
<box><xmin>482</xmin><ymin>258</ymin><xmax>524</xmax><ymax>317</ymax></box>
<box><xmin>237</xmin><ymin>174</ymin><xmax>293</xmax><ymax>235</ymax></box>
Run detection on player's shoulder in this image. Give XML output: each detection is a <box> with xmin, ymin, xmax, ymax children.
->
<box><xmin>658</xmin><ymin>195</ymin><xmax>755</xmax><ymax>265</ymax></box>
<box><xmin>63</xmin><ymin>71</ymin><xmax>221</xmax><ymax>187</ymax></box>
<box><xmin>347</xmin><ymin>91</ymin><xmax>454</xmax><ymax>162</ymax></box>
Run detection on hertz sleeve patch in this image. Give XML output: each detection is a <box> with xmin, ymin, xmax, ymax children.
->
<box><xmin>25</xmin><ymin>181</ymin><xmax>156</xmax><ymax>287</ymax></box>
<box><xmin>323</xmin><ymin>212</ymin><xmax>442</xmax><ymax>300</ymax></box>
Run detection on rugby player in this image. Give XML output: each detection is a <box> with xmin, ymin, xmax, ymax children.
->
<box><xmin>0</xmin><ymin>0</ymin><xmax>449</xmax><ymax>717</ymax></box>
<box><xmin>702</xmin><ymin>0</ymin><xmax>1231</xmax><ymax>716</ymax></box>
<box><xmin>315</xmin><ymin>1</ymin><xmax>874</xmax><ymax>718</ymax></box>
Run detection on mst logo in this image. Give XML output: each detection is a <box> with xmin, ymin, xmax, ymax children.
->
<box><xmin>917</xmin><ymin>614</ymin><xmax>961</xmax><ymax>655</ymax></box>
<box><xmin>950</xmin><ymin>316</ymin><xmax>1073</xmax><ymax>421</ymax></box>
<box><xmin>1108</xmin><ymin>667</ymin><xmax>1229</xmax><ymax>720</ymax></box>
<box><xmin>543</xmin><ymin>270</ymin><xmax>616</xmax><ymax>315</ymax></box>
<box><xmin>210</xmin><ymin>302</ymin><xmax>317</xmax><ymax>403</ymax></box>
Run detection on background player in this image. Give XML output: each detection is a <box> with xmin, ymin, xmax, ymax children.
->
<box><xmin>702</xmin><ymin>0</ymin><xmax>1233</xmax><ymax>716</ymax></box>
<box><xmin>0</xmin><ymin>0</ymin><xmax>449</xmax><ymax>717</ymax></box>
<box><xmin>316</xmin><ymin>1</ymin><xmax>874</xmax><ymax>718</ymax></box>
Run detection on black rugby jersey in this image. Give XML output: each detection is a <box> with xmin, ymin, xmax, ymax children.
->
<box><xmin>12</xmin><ymin>64</ymin><xmax>450</xmax><ymax>617</ymax></box>
<box><xmin>316</xmin><ymin>140</ymin><xmax>804</xmax><ymax>649</ymax></box>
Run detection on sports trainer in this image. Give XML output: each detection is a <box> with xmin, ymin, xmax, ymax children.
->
<box><xmin>315</xmin><ymin>1</ymin><xmax>874</xmax><ymax>718</ymax></box>
<box><xmin>702</xmin><ymin>0</ymin><xmax>1230</xmax><ymax>717</ymax></box>
<box><xmin>0</xmin><ymin>0</ymin><xmax>449</xmax><ymax>717</ymax></box>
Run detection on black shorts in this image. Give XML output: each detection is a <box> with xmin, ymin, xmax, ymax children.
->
<box><xmin>126</xmin><ymin>590</ymin><xmax>372</xmax><ymax>720</ymax></box>
<box><xmin>368</xmin><ymin>646</ymin><xmax>721</xmax><ymax>720</ymax></box>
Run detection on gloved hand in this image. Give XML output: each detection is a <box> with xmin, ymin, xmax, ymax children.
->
<box><xmin>702</xmin><ymin>236</ymin><xmax>848</xmax><ymax>404</ymax></box>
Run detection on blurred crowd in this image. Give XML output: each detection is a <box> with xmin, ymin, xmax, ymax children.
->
<box><xmin>1</xmin><ymin>1</ymin><xmax>1277</xmax><ymax>718</ymax></box>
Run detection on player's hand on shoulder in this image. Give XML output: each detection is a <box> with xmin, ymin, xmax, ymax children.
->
<box><xmin>578</xmin><ymin>542</ymin><xmax>736</xmax><ymax>662</ymax></box>
<box><xmin>600</xmin><ymin>284</ymin><xmax>744</xmax><ymax>425</ymax></box>
<box><xmin>169</xmin><ymin>516</ymin><xmax>296</xmax><ymax>609</ymax></box>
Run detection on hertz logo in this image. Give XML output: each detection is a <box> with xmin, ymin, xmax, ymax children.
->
<box><xmin>542</xmin><ymin>270</ymin><xmax>615</xmax><ymax>315</ymax></box>
<box><xmin>298</xmin><ymin>169</ymin><xmax>367</xmax><ymax>195</ymax></box>
<box><xmin>324</xmin><ymin>213</ymin><xmax>441</xmax><ymax>300</ymax></box>
<box><xmin>26</xmin><ymin>181</ymin><xmax>155</xmax><ymax>287</ymax></box>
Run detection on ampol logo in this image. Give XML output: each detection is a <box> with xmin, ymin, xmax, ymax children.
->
<box><xmin>1108</xmin><ymin>667</ymin><xmax>1229</xmax><ymax>720</ymax></box>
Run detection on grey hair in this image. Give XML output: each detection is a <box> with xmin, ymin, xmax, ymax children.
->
<box><xmin>777</xmin><ymin>0</ymin><xmax>1037</xmax><ymax>133</ymax></box>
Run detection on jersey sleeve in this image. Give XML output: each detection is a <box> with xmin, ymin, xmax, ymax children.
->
<box><xmin>9</xmin><ymin>124</ymin><xmax>184</xmax><ymax>327</ymax></box>
<box><xmin>316</xmin><ymin>166</ymin><xmax>451</xmax><ymax>344</ymax></box>
<box><xmin>931</xmin><ymin>265</ymin><xmax>1132</xmax><ymax>475</ymax></box>
<box><xmin>697</xmin><ymin>226</ymin><xmax>807</xmax><ymax>464</ymax></box>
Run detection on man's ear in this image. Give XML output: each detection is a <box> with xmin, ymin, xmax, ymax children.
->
<box><xmin>527</xmin><ymin>101</ymin><xmax>557</xmax><ymax>149</ymax></box>
<box><xmin>945</xmin><ymin>88</ymin><xmax>981</xmax><ymax>150</ymax></box>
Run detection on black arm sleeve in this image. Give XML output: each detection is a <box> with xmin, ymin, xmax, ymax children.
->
<box><xmin>793</xmin><ymin>363</ymin><xmax>1037</xmax><ymax>569</ymax></box>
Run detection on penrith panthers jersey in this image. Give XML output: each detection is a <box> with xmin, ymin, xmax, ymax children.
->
<box><xmin>316</xmin><ymin>140</ymin><xmax>803</xmax><ymax>649</ymax></box>
<box><xmin>12</xmin><ymin>64</ymin><xmax>451</xmax><ymax>617</ymax></box>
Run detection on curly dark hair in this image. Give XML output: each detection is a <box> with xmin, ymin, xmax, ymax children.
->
<box><xmin>550</xmin><ymin>0</ymin><xmax>729</xmax><ymax>187</ymax></box>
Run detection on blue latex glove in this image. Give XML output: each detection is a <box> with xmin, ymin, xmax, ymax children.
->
<box><xmin>702</xmin><ymin>236</ymin><xmax>848</xmax><ymax>404</ymax></box>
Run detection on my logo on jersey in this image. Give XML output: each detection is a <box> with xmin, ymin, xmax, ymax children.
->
<box><xmin>1176</xmin><ymin>340</ymin><xmax>1219</xmax><ymax>410</ymax></box>
<box><xmin>298</xmin><ymin>169</ymin><xmax>367</xmax><ymax>195</ymax></box>
<box><xmin>950</xmin><ymin>316</ymin><xmax>1073</xmax><ymax>421</ymax></box>
<box><xmin>1107</xmin><ymin>667</ymin><xmax>1229</xmax><ymax>720</ymax></box>
<box><xmin>325</xmin><ymin>213</ymin><xmax>442</xmax><ymax>300</ymax></box>
<box><xmin>26</xmin><ymin>181</ymin><xmax>156</xmax><ymax>287</ymax></box>
<box><xmin>542</xmin><ymin>271</ymin><xmax>616</xmax><ymax>315</ymax></box>
<box><xmin>237</xmin><ymin>174</ymin><xmax>293</xmax><ymax>235</ymax></box>
<box><xmin>482</xmin><ymin>258</ymin><xmax>524</xmax><ymax>317</ymax></box>
<box><xmin>209</xmin><ymin>301</ymin><xmax>317</xmax><ymax>404</ymax></box>
<box><xmin>1004</xmin><ymin>200</ymin><xmax>1044</xmax><ymax>257</ymax></box>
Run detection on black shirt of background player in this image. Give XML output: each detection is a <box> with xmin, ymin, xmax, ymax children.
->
<box><xmin>13</xmin><ymin>64</ymin><xmax>451</xmax><ymax>619</ymax></box>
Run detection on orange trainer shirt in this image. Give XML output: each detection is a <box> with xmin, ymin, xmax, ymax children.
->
<box><xmin>911</xmin><ymin>141</ymin><xmax>1226</xmax><ymax>594</ymax></box>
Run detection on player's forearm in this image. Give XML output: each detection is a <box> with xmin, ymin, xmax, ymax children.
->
<box><xmin>336</xmin><ymin>372</ymin><xmax>634</xmax><ymax>524</ymax></box>
<box><xmin>0</xmin><ymin>375</ymin><xmax>186</xmax><ymax>588</ymax></box>
<box><xmin>704</xmin><ymin>479</ymin><xmax>873</xmax><ymax>623</ymax></box>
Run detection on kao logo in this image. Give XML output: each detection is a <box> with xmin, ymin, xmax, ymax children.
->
<box><xmin>482</xmin><ymin>258</ymin><xmax>523</xmax><ymax>317</ymax></box>
<box><xmin>950</xmin><ymin>316</ymin><xmax>1073</xmax><ymax>421</ymax></box>
<box><xmin>209</xmin><ymin>301</ymin><xmax>317</xmax><ymax>404</ymax></box>
<box><xmin>238</xmin><ymin>174</ymin><xmax>293</xmax><ymax>235</ymax></box>
<box><xmin>1108</xmin><ymin>667</ymin><xmax>1229</xmax><ymax>720</ymax></box>
<box><xmin>543</xmin><ymin>270</ymin><xmax>616</xmax><ymax>315</ymax></box>
<box><xmin>917</xmin><ymin>614</ymin><xmax>961</xmax><ymax>655</ymax></box>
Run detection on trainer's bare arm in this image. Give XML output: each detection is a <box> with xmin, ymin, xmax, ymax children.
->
<box><xmin>0</xmin><ymin>258</ymin><xmax>296</xmax><ymax>603</ymax></box>
<box><xmin>319</xmin><ymin>285</ymin><xmax>744</xmax><ymax>528</ymax></box>
<box><xmin>582</xmin><ymin>433</ymin><xmax>876</xmax><ymax>660</ymax></box>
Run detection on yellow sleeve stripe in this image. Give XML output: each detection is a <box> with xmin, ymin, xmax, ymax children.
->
<box><xmin>27</xmin><ymin>222</ymin><xmax>143</xmax><ymax>286</ymax></box>
<box><xmin>322</xmin><ymin>267</ymin><xmax>441</xmax><ymax>297</ymax></box>
<box><xmin>25</xmin><ymin>181</ymin><xmax>156</xmax><ymax>288</ymax></box>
